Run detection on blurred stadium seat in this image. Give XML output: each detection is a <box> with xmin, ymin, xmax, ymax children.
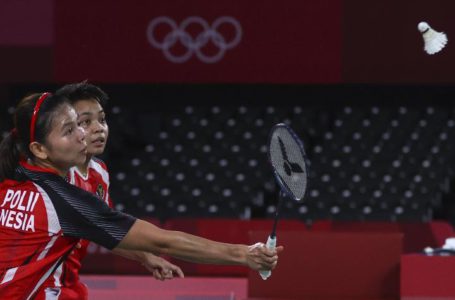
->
<box><xmin>98</xmin><ymin>103</ymin><xmax>455</xmax><ymax>223</ymax></box>
<box><xmin>2</xmin><ymin>87</ymin><xmax>455</xmax><ymax>225</ymax></box>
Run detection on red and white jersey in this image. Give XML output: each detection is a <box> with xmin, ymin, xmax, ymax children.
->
<box><xmin>0</xmin><ymin>161</ymin><xmax>135</xmax><ymax>300</ymax></box>
<box><xmin>68</xmin><ymin>158</ymin><xmax>112</xmax><ymax>207</ymax></box>
<box><xmin>40</xmin><ymin>158</ymin><xmax>114</xmax><ymax>299</ymax></box>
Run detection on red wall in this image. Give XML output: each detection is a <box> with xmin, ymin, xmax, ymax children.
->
<box><xmin>54</xmin><ymin>0</ymin><xmax>341</xmax><ymax>83</ymax></box>
<box><xmin>0</xmin><ymin>0</ymin><xmax>454</xmax><ymax>84</ymax></box>
<box><xmin>248</xmin><ymin>231</ymin><xmax>402</xmax><ymax>299</ymax></box>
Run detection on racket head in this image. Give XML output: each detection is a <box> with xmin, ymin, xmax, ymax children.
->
<box><xmin>268</xmin><ymin>123</ymin><xmax>310</xmax><ymax>201</ymax></box>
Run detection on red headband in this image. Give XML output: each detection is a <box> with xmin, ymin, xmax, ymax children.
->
<box><xmin>30</xmin><ymin>92</ymin><xmax>51</xmax><ymax>143</ymax></box>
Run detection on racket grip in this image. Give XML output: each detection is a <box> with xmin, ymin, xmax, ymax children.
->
<box><xmin>258</xmin><ymin>235</ymin><xmax>276</xmax><ymax>280</ymax></box>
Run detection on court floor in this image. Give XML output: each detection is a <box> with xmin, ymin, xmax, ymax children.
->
<box><xmin>81</xmin><ymin>275</ymin><xmax>246</xmax><ymax>300</ymax></box>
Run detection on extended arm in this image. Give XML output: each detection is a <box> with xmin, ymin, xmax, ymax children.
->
<box><xmin>116</xmin><ymin>219</ymin><xmax>283</xmax><ymax>271</ymax></box>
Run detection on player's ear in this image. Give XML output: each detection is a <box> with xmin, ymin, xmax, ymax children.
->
<box><xmin>29</xmin><ymin>142</ymin><xmax>49</xmax><ymax>160</ymax></box>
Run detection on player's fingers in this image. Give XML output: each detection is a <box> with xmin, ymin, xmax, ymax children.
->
<box><xmin>260</xmin><ymin>245</ymin><xmax>284</xmax><ymax>258</ymax></box>
<box><xmin>252</xmin><ymin>255</ymin><xmax>274</xmax><ymax>269</ymax></box>
<box><xmin>152</xmin><ymin>269</ymin><xmax>159</xmax><ymax>279</ymax></box>
<box><xmin>259</xmin><ymin>247</ymin><xmax>278</xmax><ymax>257</ymax></box>
<box><xmin>248</xmin><ymin>242</ymin><xmax>265</xmax><ymax>251</ymax></box>
<box><xmin>272</xmin><ymin>260</ymin><xmax>278</xmax><ymax>269</ymax></box>
<box><xmin>153</xmin><ymin>269</ymin><xmax>164</xmax><ymax>281</ymax></box>
<box><xmin>171</xmin><ymin>265</ymin><xmax>185</xmax><ymax>278</ymax></box>
<box><xmin>260</xmin><ymin>250</ymin><xmax>279</xmax><ymax>265</ymax></box>
<box><xmin>260</xmin><ymin>254</ymin><xmax>278</xmax><ymax>264</ymax></box>
<box><xmin>249</xmin><ymin>242</ymin><xmax>273</xmax><ymax>256</ymax></box>
<box><xmin>247</xmin><ymin>242</ymin><xmax>281</xmax><ymax>271</ymax></box>
<box><xmin>163</xmin><ymin>269</ymin><xmax>174</xmax><ymax>279</ymax></box>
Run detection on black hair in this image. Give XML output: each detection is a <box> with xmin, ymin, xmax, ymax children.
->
<box><xmin>55</xmin><ymin>81</ymin><xmax>109</xmax><ymax>107</ymax></box>
<box><xmin>0</xmin><ymin>93</ymin><xmax>69</xmax><ymax>181</ymax></box>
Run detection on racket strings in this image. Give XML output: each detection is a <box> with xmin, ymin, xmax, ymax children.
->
<box><xmin>269</xmin><ymin>126</ymin><xmax>309</xmax><ymax>200</ymax></box>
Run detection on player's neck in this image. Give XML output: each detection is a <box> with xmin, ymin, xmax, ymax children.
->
<box><xmin>31</xmin><ymin>159</ymin><xmax>68</xmax><ymax>178</ymax></box>
<box><xmin>77</xmin><ymin>154</ymin><xmax>94</xmax><ymax>176</ymax></box>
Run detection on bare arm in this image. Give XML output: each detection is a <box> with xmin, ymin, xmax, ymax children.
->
<box><xmin>112</xmin><ymin>248</ymin><xmax>154</xmax><ymax>262</ymax></box>
<box><xmin>116</xmin><ymin>219</ymin><xmax>282</xmax><ymax>271</ymax></box>
<box><xmin>112</xmin><ymin>248</ymin><xmax>184</xmax><ymax>280</ymax></box>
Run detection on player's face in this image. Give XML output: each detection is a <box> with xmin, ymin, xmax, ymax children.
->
<box><xmin>42</xmin><ymin>104</ymin><xmax>87</xmax><ymax>172</ymax></box>
<box><xmin>73</xmin><ymin>99</ymin><xmax>109</xmax><ymax>157</ymax></box>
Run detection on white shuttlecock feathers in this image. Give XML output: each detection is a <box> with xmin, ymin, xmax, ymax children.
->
<box><xmin>418</xmin><ymin>22</ymin><xmax>448</xmax><ymax>55</ymax></box>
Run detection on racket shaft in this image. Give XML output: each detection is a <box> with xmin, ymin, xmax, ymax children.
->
<box><xmin>259</xmin><ymin>235</ymin><xmax>276</xmax><ymax>280</ymax></box>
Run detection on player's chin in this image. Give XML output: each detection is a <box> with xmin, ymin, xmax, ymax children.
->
<box><xmin>88</xmin><ymin>145</ymin><xmax>106</xmax><ymax>156</ymax></box>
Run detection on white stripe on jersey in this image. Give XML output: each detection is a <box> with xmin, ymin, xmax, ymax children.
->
<box><xmin>45</xmin><ymin>287</ymin><xmax>61</xmax><ymax>300</ymax></box>
<box><xmin>70</xmin><ymin>166</ymin><xmax>89</xmax><ymax>181</ymax></box>
<box><xmin>68</xmin><ymin>168</ymin><xmax>76</xmax><ymax>185</ymax></box>
<box><xmin>26</xmin><ymin>260</ymin><xmax>62</xmax><ymax>300</ymax></box>
<box><xmin>89</xmin><ymin>159</ymin><xmax>110</xmax><ymax>189</ymax></box>
<box><xmin>52</xmin><ymin>263</ymin><xmax>63</xmax><ymax>287</ymax></box>
<box><xmin>1</xmin><ymin>267</ymin><xmax>18</xmax><ymax>284</ymax></box>
<box><xmin>37</xmin><ymin>235</ymin><xmax>59</xmax><ymax>261</ymax></box>
<box><xmin>33</xmin><ymin>183</ymin><xmax>62</xmax><ymax>234</ymax></box>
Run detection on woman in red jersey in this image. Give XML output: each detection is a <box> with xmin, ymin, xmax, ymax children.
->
<box><xmin>36</xmin><ymin>83</ymin><xmax>184</xmax><ymax>300</ymax></box>
<box><xmin>0</xmin><ymin>92</ymin><xmax>282</xmax><ymax>299</ymax></box>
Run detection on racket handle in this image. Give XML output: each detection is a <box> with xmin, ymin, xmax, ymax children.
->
<box><xmin>259</xmin><ymin>235</ymin><xmax>276</xmax><ymax>280</ymax></box>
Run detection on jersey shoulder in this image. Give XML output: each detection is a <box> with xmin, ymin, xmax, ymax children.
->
<box><xmin>88</xmin><ymin>158</ymin><xmax>110</xmax><ymax>188</ymax></box>
<box><xmin>91</xmin><ymin>157</ymin><xmax>108</xmax><ymax>172</ymax></box>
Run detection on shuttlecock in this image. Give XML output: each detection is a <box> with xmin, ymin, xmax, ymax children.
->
<box><xmin>418</xmin><ymin>21</ymin><xmax>448</xmax><ymax>55</ymax></box>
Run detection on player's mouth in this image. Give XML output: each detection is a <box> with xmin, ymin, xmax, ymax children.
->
<box><xmin>91</xmin><ymin>136</ymin><xmax>106</xmax><ymax>147</ymax></box>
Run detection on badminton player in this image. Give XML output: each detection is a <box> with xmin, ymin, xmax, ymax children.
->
<box><xmin>35</xmin><ymin>82</ymin><xmax>183</xmax><ymax>300</ymax></box>
<box><xmin>0</xmin><ymin>92</ymin><xmax>282</xmax><ymax>299</ymax></box>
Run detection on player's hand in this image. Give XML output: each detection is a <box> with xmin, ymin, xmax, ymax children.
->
<box><xmin>246</xmin><ymin>242</ymin><xmax>284</xmax><ymax>271</ymax></box>
<box><xmin>70</xmin><ymin>241</ymin><xmax>83</xmax><ymax>255</ymax></box>
<box><xmin>141</xmin><ymin>254</ymin><xmax>184</xmax><ymax>281</ymax></box>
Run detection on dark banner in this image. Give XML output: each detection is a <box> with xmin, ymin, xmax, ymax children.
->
<box><xmin>54</xmin><ymin>0</ymin><xmax>342</xmax><ymax>83</ymax></box>
<box><xmin>0</xmin><ymin>0</ymin><xmax>53</xmax><ymax>83</ymax></box>
<box><xmin>343</xmin><ymin>0</ymin><xmax>455</xmax><ymax>83</ymax></box>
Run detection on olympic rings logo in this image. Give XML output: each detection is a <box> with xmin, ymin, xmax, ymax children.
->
<box><xmin>146</xmin><ymin>16</ymin><xmax>242</xmax><ymax>64</ymax></box>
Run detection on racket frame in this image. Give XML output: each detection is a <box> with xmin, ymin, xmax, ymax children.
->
<box><xmin>259</xmin><ymin>123</ymin><xmax>309</xmax><ymax>280</ymax></box>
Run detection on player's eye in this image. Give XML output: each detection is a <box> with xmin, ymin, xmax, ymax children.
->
<box><xmin>100</xmin><ymin>117</ymin><xmax>106</xmax><ymax>124</ymax></box>
<box><xmin>78</xmin><ymin>119</ymin><xmax>91</xmax><ymax>127</ymax></box>
<box><xmin>66</xmin><ymin>126</ymin><xmax>74</xmax><ymax>135</ymax></box>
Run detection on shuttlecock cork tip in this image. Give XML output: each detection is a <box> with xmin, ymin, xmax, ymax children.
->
<box><xmin>418</xmin><ymin>22</ymin><xmax>430</xmax><ymax>32</ymax></box>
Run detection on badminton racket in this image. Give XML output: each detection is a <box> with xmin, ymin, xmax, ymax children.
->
<box><xmin>259</xmin><ymin>123</ymin><xmax>309</xmax><ymax>280</ymax></box>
